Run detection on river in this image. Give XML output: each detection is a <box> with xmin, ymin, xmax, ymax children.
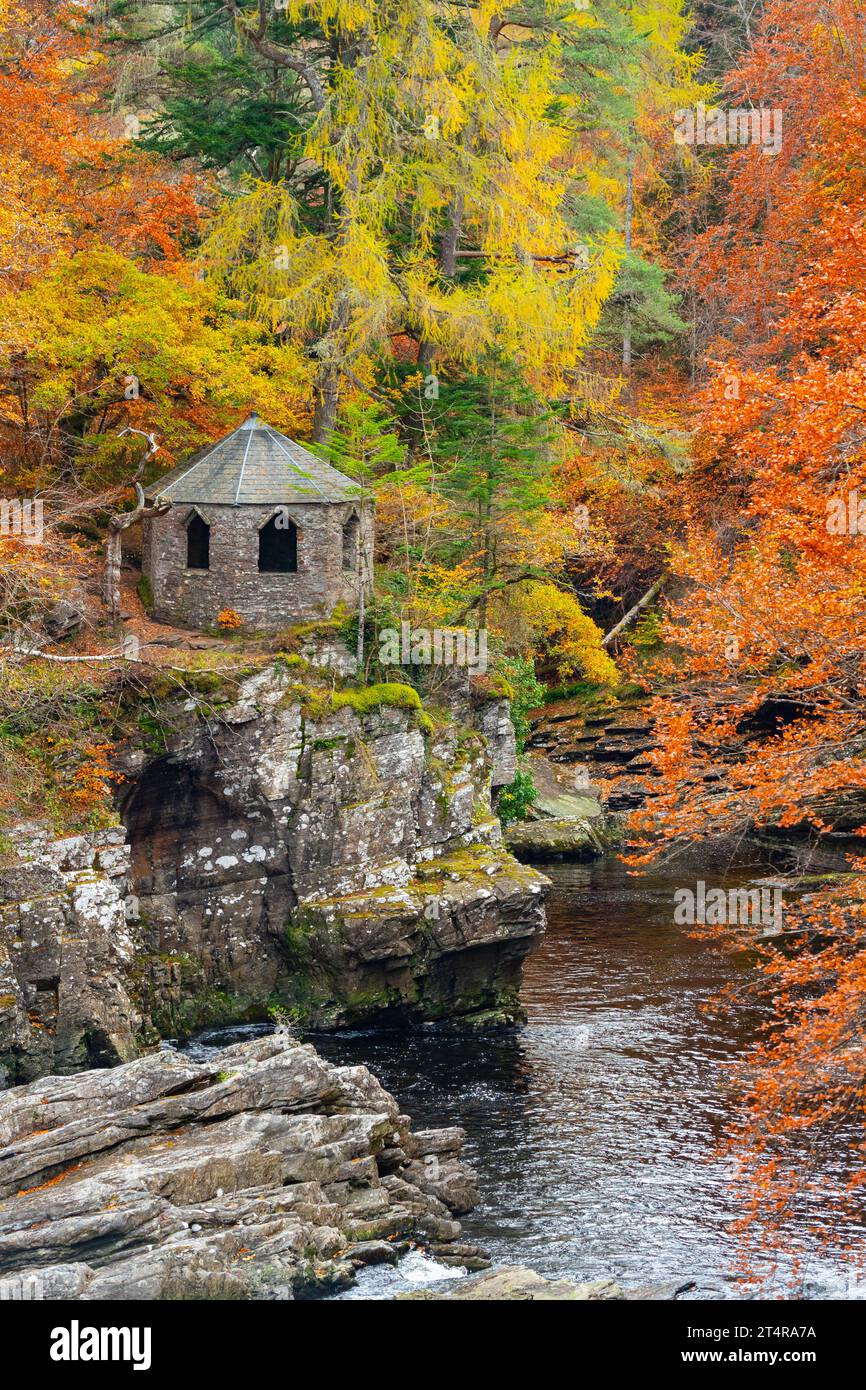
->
<box><xmin>310</xmin><ymin>856</ymin><xmax>865</xmax><ymax>1300</ymax></box>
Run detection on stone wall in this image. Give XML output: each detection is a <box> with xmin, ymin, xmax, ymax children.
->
<box><xmin>142</xmin><ymin>499</ymin><xmax>374</xmax><ymax>630</ymax></box>
<box><xmin>0</xmin><ymin>828</ymin><xmax>142</xmax><ymax>1086</ymax></box>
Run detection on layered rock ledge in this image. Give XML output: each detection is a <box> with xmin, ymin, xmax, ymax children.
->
<box><xmin>0</xmin><ymin>1032</ymin><xmax>486</xmax><ymax>1300</ymax></box>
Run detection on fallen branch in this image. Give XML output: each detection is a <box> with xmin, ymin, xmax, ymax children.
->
<box><xmin>601</xmin><ymin>575</ymin><xmax>666</xmax><ymax>649</ymax></box>
<box><xmin>2</xmin><ymin>646</ymin><xmax>139</xmax><ymax>664</ymax></box>
<box><xmin>3</xmin><ymin>646</ymin><xmax>254</xmax><ymax>680</ymax></box>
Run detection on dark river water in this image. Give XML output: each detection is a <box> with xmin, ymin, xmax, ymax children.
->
<box><xmin>309</xmin><ymin>856</ymin><xmax>865</xmax><ymax>1300</ymax></box>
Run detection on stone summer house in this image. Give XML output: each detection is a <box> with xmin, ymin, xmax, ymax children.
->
<box><xmin>142</xmin><ymin>412</ymin><xmax>373</xmax><ymax>631</ymax></box>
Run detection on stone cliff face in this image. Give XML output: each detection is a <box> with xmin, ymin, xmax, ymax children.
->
<box><xmin>525</xmin><ymin>689</ymin><xmax>657</xmax><ymax>816</ymax></box>
<box><xmin>0</xmin><ymin>827</ymin><xmax>142</xmax><ymax>1085</ymax></box>
<box><xmin>120</xmin><ymin>668</ymin><xmax>546</xmax><ymax>1037</ymax></box>
<box><xmin>0</xmin><ymin>667</ymin><xmax>547</xmax><ymax>1082</ymax></box>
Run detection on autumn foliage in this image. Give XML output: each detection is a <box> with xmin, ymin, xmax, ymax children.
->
<box><xmin>4</xmin><ymin>0</ymin><xmax>866</xmax><ymax>1285</ymax></box>
<box><xmin>629</xmin><ymin>0</ymin><xmax>866</xmax><ymax>1271</ymax></box>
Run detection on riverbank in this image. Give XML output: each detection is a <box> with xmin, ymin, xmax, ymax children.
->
<box><xmin>2</xmin><ymin>855</ymin><xmax>862</xmax><ymax>1301</ymax></box>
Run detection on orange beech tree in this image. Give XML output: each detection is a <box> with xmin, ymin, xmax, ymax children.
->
<box><xmin>0</xmin><ymin>0</ymin><xmax>202</xmax><ymax>284</ymax></box>
<box><xmin>678</xmin><ymin>0</ymin><xmax>866</xmax><ymax>367</ymax></box>
<box><xmin>629</xmin><ymin>0</ymin><xmax>866</xmax><ymax>1278</ymax></box>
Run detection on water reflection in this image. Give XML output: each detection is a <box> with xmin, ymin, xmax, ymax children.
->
<box><xmin>313</xmin><ymin>857</ymin><xmax>865</xmax><ymax>1298</ymax></box>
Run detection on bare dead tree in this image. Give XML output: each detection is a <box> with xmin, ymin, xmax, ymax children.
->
<box><xmin>105</xmin><ymin>429</ymin><xmax>169</xmax><ymax>623</ymax></box>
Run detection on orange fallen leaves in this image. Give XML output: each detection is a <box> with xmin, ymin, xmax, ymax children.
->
<box><xmin>17</xmin><ymin>1162</ymin><xmax>82</xmax><ymax>1197</ymax></box>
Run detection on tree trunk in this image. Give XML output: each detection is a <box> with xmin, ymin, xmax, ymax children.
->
<box><xmin>106</xmin><ymin>484</ymin><xmax>171</xmax><ymax>622</ymax></box>
<box><xmin>355</xmin><ymin>556</ymin><xmax>366</xmax><ymax>672</ymax></box>
<box><xmin>105</xmin><ymin>525</ymin><xmax>124</xmax><ymax>623</ymax></box>
<box><xmin>417</xmin><ymin>194</ymin><xmax>464</xmax><ymax>373</ymax></box>
<box><xmin>312</xmin><ymin>363</ymin><xmax>341</xmax><ymax>443</ymax></box>
<box><xmin>622</xmin><ymin>146</ymin><xmax>635</xmax><ymax>375</ymax></box>
<box><xmin>440</xmin><ymin>192</ymin><xmax>464</xmax><ymax>278</ymax></box>
<box><xmin>312</xmin><ymin>285</ymin><xmax>352</xmax><ymax>442</ymax></box>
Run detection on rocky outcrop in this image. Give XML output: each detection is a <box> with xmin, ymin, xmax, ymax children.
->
<box><xmin>0</xmin><ymin>667</ymin><xmax>546</xmax><ymax>1081</ymax></box>
<box><xmin>506</xmin><ymin>815</ymin><xmax>612</xmax><ymax>859</ymax></box>
<box><xmin>0</xmin><ymin>827</ymin><xmax>142</xmax><ymax>1086</ymax></box>
<box><xmin>400</xmin><ymin>1266</ymin><xmax>625</xmax><ymax>1300</ymax></box>
<box><xmin>400</xmin><ymin>1266</ymin><xmax>696</xmax><ymax>1301</ymax></box>
<box><xmin>504</xmin><ymin>752</ymin><xmax>618</xmax><ymax>861</ymax></box>
<box><xmin>472</xmin><ymin>696</ymin><xmax>517</xmax><ymax>788</ymax></box>
<box><xmin>0</xmin><ymin>1031</ymin><xmax>487</xmax><ymax>1299</ymax></box>
<box><xmin>525</xmin><ymin>691</ymin><xmax>658</xmax><ymax>815</ymax></box>
<box><xmin>118</xmin><ymin>667</ymin><xmax>547</xmax><ymax>1038</ymax></box>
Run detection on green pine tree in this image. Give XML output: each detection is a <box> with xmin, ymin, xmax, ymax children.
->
<box><xmin>425</xmin><ymin>359</ymin><xmax>559</xmax><ymax>622</ymax></box>
<box><xmin>315</xmin><ymin>400</ymin><xmax>406</xmax><ymax>481</ymax></box>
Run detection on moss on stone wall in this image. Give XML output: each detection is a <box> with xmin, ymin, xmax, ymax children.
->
<box><xmin>276</xmin><ymin>679</ymin><xmax>427</xmax><ymax>734</ymax></box>
<box><xmin>136</xmin><ymin>574</ymin><xmax>154</xmax><ymax>613</ymax></box>
<box><xmin>150</xmin><ymin>981</ymin><xmax>271</xmax><ymax>1039</ymax></box>
<box><xmin>331</xmin><ymin>682</ymin><xmax>422</xmax><ymax>716</ymax></box>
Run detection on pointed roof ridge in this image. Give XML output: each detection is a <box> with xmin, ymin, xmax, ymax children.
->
<box><xmin>148</xmin><ymin>413</ymin><xmax>366</xmax><ymax>506</ymax></box>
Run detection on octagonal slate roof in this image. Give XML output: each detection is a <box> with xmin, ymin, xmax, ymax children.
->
<box><xmin>148</xmin><ymin>413</ymin><xmax>365</xmax><ymax>506</ymax></box>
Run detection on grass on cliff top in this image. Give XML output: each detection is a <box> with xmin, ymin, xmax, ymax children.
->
<box><xmin>0</xmin><ymin>650</ymin><xmax>267</xmax><ymax>835</ymax></box>
<box><xmin>542</xmin><ymin>677</ymin><xmax>646</xmax><ymax>707</ymax></box>
<box><xmin>196</xmin><ymin>603</ymin><xmax>353</xmax><ymax>652</ymax></box>
<box><xmin>0</xmin><ymin>641</ymin><xmax>435</xmax><ymax>837</ymax></box>
<box><xmin>0</xmin><ymin>661</ymin><xmax>123</xmax><ymax>836</ymax></box>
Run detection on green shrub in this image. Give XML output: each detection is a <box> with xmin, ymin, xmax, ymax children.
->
<box><xmin>497</xmin><ymin>770</ymin><xmax>538</xmax><ymax>825</ymax></box>
<box><xmin>498</xmin><ymin>657</ymin><xmax>545</xmax><ymax>753</ymax></box>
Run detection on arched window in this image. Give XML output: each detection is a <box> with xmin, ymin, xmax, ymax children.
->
<box><xmin>342</xmin><ymin>513</ymin><xmax>360</xmax><ymax>571</ymax></box>
<box><xmin>186</xmin><ymin>512</ymin><xmax>210</xmax><ymax>570</ymax></box>
<box><xmin>259</xmin><ymin>513</ymin><xmax>298</xmax><ymax>573</ymax></box>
